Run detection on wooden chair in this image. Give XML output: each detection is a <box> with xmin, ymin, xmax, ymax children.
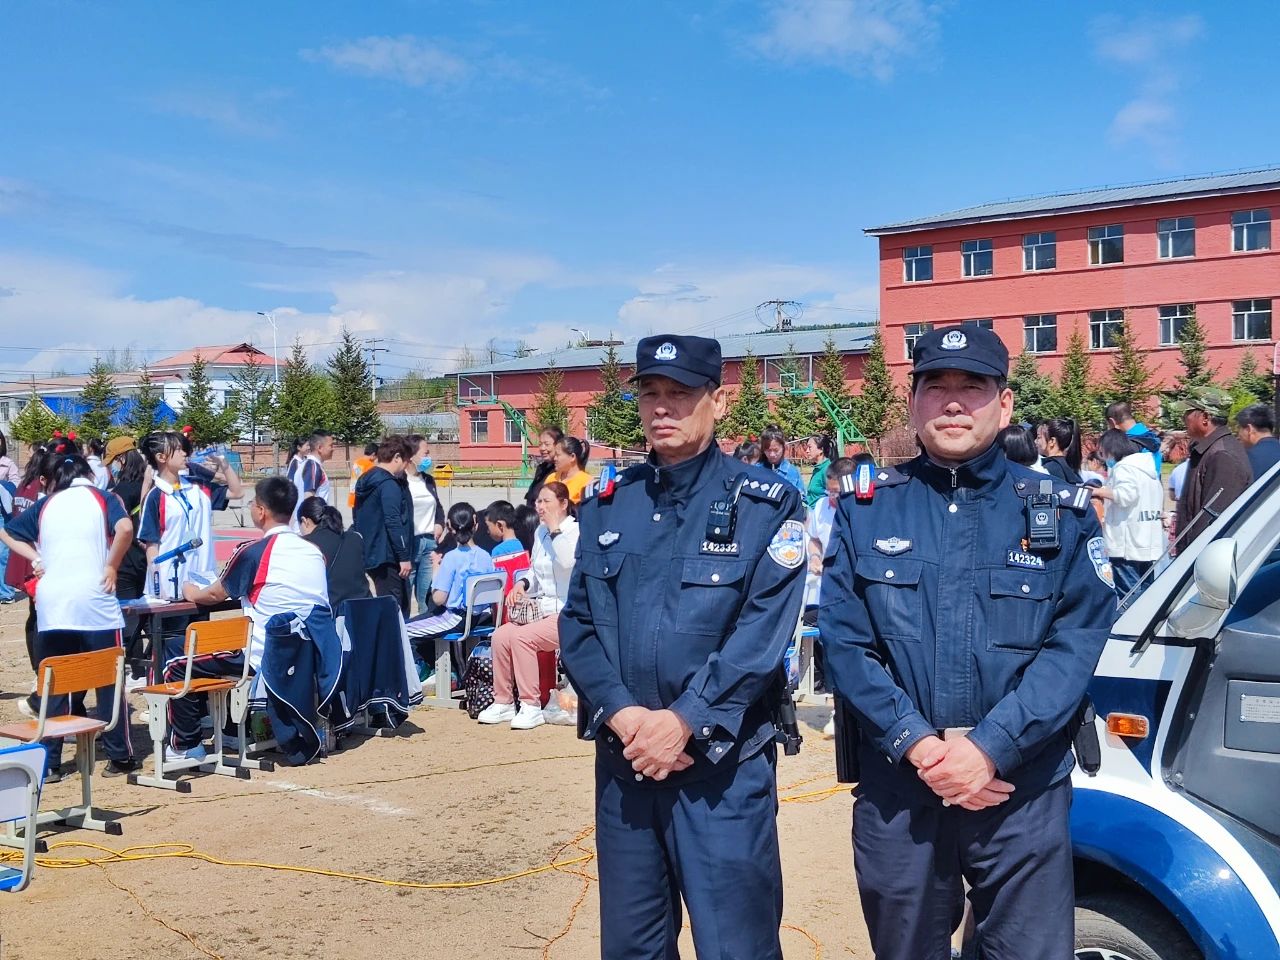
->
<box><xmin>0</xmin><ymin>647</ymin><xmax>125</xmax><ymax>836</ymax></box>
<box><xmin>130</xmin><ymin>616</ymin><xmax>255</xmax><ymax>792</ymax></box>
<box><xmin>422</xmin><ymin>573</ymin><xmax>507</xmax><ymax>709</ymax></box>
<box><xmin>0</xmin><ymin>743</ymin><xmax>47</xmax><ymax>892</ymax></box>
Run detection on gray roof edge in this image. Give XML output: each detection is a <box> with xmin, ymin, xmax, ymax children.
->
<box><xmin>866</xmin><ymin>168</ymin><xmax>1280</xmax><ymax>236</ymax></box>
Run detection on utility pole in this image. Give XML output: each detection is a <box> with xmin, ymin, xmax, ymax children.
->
<box><xmin>756</xmin><ymin>300</ymin><xmax>803</xmax><ymax>332</ymax></box>
<box><xmin>364</xmin><ymin>339</ymin><xmax>389</xmax><ymax>401</ymax></box>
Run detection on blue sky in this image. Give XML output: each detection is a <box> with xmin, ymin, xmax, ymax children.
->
<box><xmin>2</xmin><ymin>0</ymin><xmax>1277</xmax><ymax>381</ymax></box>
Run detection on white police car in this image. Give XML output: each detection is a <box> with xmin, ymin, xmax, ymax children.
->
<box><xmin>1072</xmin><ymin>462</ymin><xmax>1280</xmax><ymax>959</ymax></box>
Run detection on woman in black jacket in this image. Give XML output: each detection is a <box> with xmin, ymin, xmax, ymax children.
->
<box><xmin>1037</xmin><ymin>418</ymin><xmax>1084</xmax><ymax>484</ymax></box>
<box><xmin>352</xmin><ymin>436</ymin><xmax>415</xmax><ymax>616</ymax></box>
<box><xmin>523</xmin><ymin>426</ymin><xmax>564</xmax><ymax>507</ymax></box>
<box><xmin>298</xmin><ymin>496</ymin><xmax>372</xmax><ymax>611</ymax></box>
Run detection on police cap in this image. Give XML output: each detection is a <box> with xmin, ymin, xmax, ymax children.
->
<box><xmin>912</xmin><ymin>324</ymin><xmax>1009</xmax><ymax>380</ymax></box>
<box><xmin>631</xmin><ymin>335</ymin><xmax>722</xmax><ymax>388</ymax></box>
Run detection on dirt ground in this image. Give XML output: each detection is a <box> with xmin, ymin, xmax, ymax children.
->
<box><xmin>0</xmin><ymin>599</ymin><xmax>872</xmax><ymax>960</ymax></box>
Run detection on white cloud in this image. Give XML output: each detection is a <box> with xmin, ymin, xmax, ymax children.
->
<box><xmin>1091</xmin><ymin>14</ymin><xmax>1203</xmax><ymax>157</ymax></box>
<box><xmin>149</xmin><ymin>91</ymin><xmax>278</xmax><ymax>138</ymax></box>
<box><xmin>750</xmin><ymin>0</ymin><xmax>943</xmax><ymax>81</ymax></box>
<box><xmin>302</xmin><ymin>35</ymin><xmax>470</xmax><ymax>88</ymax></box>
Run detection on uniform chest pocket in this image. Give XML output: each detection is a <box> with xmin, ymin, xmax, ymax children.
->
<box><xmin>855</xmin><ymin>557</ymin><xmax>924</xmax><ymax>642</ymax></box>
<box><xmin>675</xmin><ymin>558</ymin><xmax>750</xmax><ymax>636</ymax></box>
<box><xmin>987</xmin><ymin>569</ymin><xmax>1054</xmax><ymax>653</ymax></box>
<box><xmin>580</xmin><ymin>551</ymin><xmax>627</xmax><ymax>626</ymax></box>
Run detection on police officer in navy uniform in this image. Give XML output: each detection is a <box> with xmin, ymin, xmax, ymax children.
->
<box><xmin>819</xmin><ymin>325</ymin><xmax>1116</xmax><ymax>960</ymax></box>
<box><xmin>560</xmin><ymin>334</ymin><xmax>808</xmax><ymax>960</ymax></box>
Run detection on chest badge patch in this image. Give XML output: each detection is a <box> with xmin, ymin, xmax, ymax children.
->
<box><xmin>1007</xmin><ymin>549</ymin><xmax>1046</xmax><ymax>570</ymax></box>
<box><xmin>1086</xmin><ymin>536</ymin><xmax>1114</xmax><ymax>588</ymax></box>
<box><xmin>767</xmin><ymin>520</ymin><xmax>806</xmax><ymax>569</ymax></box>
<box><xmin>873</xmin><ymin>537</ymin><xmax>912</xmax><ymax>556</ymax></box>
<box><xmin>598</xmin><ymin>530</ymin><xmax>621</xmax><ymax>547</ymax></box>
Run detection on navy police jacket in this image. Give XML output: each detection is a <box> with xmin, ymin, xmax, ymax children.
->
<box><xmin>560</xmin><ymin>442</ymin><xmax>807</xmax><ymax>787</ymax></box>
<box><xmin>818</xmin><ymin>444</ymin><xmax>1116</xmax><ymax>805</ymax></box>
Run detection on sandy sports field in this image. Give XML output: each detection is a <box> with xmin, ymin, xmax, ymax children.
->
<box><xmin>0</xmin><ymin>601</ymin><xmax>871</xmax><ymax>959</ymax></box>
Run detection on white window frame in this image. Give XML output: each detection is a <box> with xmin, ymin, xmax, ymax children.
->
<box><xmin>503</xmin><ymin>410</ymin><xmax>526</xmax><ymax>444</ymax></box>
<box><xmin>1232</xmin><ymin>209</ymin><xmax>1272</xmax><ymax>252</ymax></box>
<box><xmin>961</xmin><ymin>239</ymin><xmax>994</xmax><ymax>278</ymax></box>
<box><xmin>1233</xmin><ymin>299</ymin><xmax>1273</xmax><ymax>342</ymax></box>
<box><xmin>1088</xmin><ymin>309</ymin><xmax>1125</xmax><ymax>350</ymax></box>
<box><xmin>1022</xmin><ymin>232</ymin><xmax>1056</xmax><ymax>271</ymax></box>
<box><xmin>0</xmin><ymin>401</ymin><xmax>9</xmax><ymax>422</ymax></box>
<box><xmin>469</xmin><ymin>410</ymin><xmax>489</xmax><ymax>444</ymax></box>
<box><xmin>902</xmin><ymin>245</ymin><xmax>933</xmax><ymax>283</ymax></box>
<box><xmin>1156</xmin><ymin>216</ymin><xmax>1195</xmax><ymax>259</ymax></box>
<box><xmin>903</xmin><ymin>323</ymin><xmax>931</xmax><ymax>359</ymax></box>
<box><xmin>1158</xmin><ymin>304</ymin><xmax>1194</xmax><ymax>346</ymax></box>
<box><xmin>1023</xmin><ymin>314</ymin><xmax>1057</xmax><ymax>354</ymax></box>
<box><xmin>1088</xmin><ymin>224</ymin><xmax>1124</xmax><ymax>265</ymax></box>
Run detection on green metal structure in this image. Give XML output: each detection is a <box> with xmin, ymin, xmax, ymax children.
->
<box><xmin>767</xmin><ymin>374</ymin><xmax>868</xmax><ymax>452</ymax></box>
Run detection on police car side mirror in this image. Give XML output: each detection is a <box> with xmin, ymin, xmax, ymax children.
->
<box><xmin>1166</xmin><ymin>537</ymin><xmax>1238</xmax><ymax>639</ymax></box>
<box><xmin>1194</xmin><ymin>538</ymin><xmax>1238</xmax><ymax>610</ymax></box>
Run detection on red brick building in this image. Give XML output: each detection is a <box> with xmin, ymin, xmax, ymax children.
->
<box><xmin>866</xmin><ymin>167</ymin><xmax>1280</xmax><ymax>387</ymax></box>
<box><xmin>453</xmin><ymin>326</ymin><xmax>874</xmax><ymax>467</ymax></box>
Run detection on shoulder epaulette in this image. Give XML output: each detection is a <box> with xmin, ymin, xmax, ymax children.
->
<box><xmin>739</xmin><ymin>476</ymin><xmax>790</xmax><ymax>502</ymax></box>
<box><xmin>839</xmin><ymin>464</ymin><xmax>909</xmax><ymax>498</ymax></box>
<box><xmin>1012</xmin><ymin>474</ymin><xmax>1093</xmax><ymax>514</ymax></box>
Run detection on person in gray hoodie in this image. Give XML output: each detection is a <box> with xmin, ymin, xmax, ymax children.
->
<box><xmin>352</xmin><ymin>435</ymin><xmax>414</xmax><ymax>616</ymax></box>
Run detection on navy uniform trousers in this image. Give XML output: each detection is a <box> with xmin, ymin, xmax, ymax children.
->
<box><xmin>595</xmin><ymin>745</ymin><xmax>783</xmax><ymax>960</ymax></box>
<box><xmin>853</xmin><ymin>776</ymin><xmax>1074</xmax><ymax>960</ymax></box>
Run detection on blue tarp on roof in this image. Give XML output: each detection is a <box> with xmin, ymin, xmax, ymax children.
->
<box><xmin>41</xmin><ymin>396</ymin><xmax>179</xmax><ymax>428</ymax></box>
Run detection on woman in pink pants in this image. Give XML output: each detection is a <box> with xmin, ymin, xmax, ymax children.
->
<box><xmin>477</xmin><ymin>482</ymin><xmax>579</xmax><ymax>730</ymax></box>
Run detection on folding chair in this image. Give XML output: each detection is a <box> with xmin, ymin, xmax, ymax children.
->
<box><xmin>0</xmin><ymin>647</ymin><xmax>125</xmax><ymax>835</ymax></box>
<box><xmin>422</xmin><ymin>572</ymin><xmax>507</xmax><ymax>709</ymax></box>
<box><xmin>130</xmin><ymin>616</ymin><xmax>256</xmax><ymax>792</ymax></box>
<box><xmin>0</xmin><ymin>743</ymin><xmax>46</xmax><ymax>892</ymax></box>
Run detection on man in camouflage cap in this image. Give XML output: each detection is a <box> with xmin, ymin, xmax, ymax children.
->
<box><xmin>1169</xmin><ymin>386</ymin><xmax>1252</xmax><ymax>551</ymax></box>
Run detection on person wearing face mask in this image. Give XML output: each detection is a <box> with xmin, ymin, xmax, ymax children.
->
<box><xmin>1089</xmin><ymin>430</ymin><xmax>1165</xmax><ymax>605</ymax></box>
<box><xmin>404</xmin><ymin>434</ymin><xmax>446</xmax><ymax>615</ymax></box>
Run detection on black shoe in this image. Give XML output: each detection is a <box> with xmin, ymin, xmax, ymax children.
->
<box><xmin>103</xmin><ymin>758</ymin><xmax>142</xmax><ymax>777</ymax></box>
<box><xmin>43</xmin><ymin>766</ymin><xmax>62</xmax><ymax>784</ymax></box>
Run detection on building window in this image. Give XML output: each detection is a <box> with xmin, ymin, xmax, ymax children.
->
<box><xmin>903</xmin><ymin>323</ymin><xmax>931</xmax><ymax>359</ymax></box>
<box><xmin>1233</xmin><ymin>299</ymin><xmax>1273</xmax><ymax>342</ymax></box>
<box><xmin>962</xmin><ymin>318</ymin><xmax>994</xmax><ymax>329</ymax></box>
<box><xmin>1088</xmin><ymin>224</ymin><xmax>1124</xmax><ymax>264</ymax></box>
<box><xmin>1157</xmin><ymin>216</ymin><xmax>1195</xmax><ymax>259</ymax></box>
<box><xmin>1089</xmin><ymin>309</ymin><xmax>1125</xmax><ymax>350</ymax></box>
<box><xmin>504</xmin><ymin>410</ymin><xmax>527</xmax><ymax>444</ymax></box>
<box><xmin>902</xmin><ymin>245</ymin><xmax>933</xmax><ymax>282</ymax></box>
<box><xmin>1232</xmin><ymin>209</ymin><xmax>1271</xmax><ymax>252</ymax></box>
<box><xmin>1023</xmin><ymin>315</ymin><xmax>1057</xmax><ymax>354</ymax></box>
<box><xmin>1022</xmin><ymin>232</ymin><xmax>1056</xmax><ymax>270</ymax></box>
<box><xmin>961</xmin><ymin>239</ymin><xmax>993</xmax><ymax>277</ymax></box>
<box><xmin>469</xmin><ymin>410</ymin><xmax>489</xmax><ymax>444</ymax></box>
<box><xmin>0</xmin><ymin>401</ymin><xmax>9</xmax><ymax>422</ymax></box>
<box><xmin>1158</xmin><ymin>304</ymin><xmax>1194</xmax><ymax>346</ymax></box>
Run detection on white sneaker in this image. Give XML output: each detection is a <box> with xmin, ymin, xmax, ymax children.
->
<box><xmin>126</xmin><ymin>675</ymin><xmax>147</xmax><ymax>696</ymax></box>
<box><xmin>511</xmin><ymin>704</ymin><xmax>545</xmax><ymax>730</ymax></box>
<box><xmin>164</xmin><ymin>743</ymin><xmax>207</xmax><ymax>764</ymax></box>
<box><xmin>823</xmin><ymin>716</ymin><xmax>836</xmax><ymax>739</ymax></box>
<box><xmin>476</xmin><ymin>702</ymin><xmax>517</xmax><ymax>725</ymax></box>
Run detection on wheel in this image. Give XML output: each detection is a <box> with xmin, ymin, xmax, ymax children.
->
<box><xmin>1075</xmin><ymin>893</ymin><xmax>1201</xmax><ymax>960</ymax></box>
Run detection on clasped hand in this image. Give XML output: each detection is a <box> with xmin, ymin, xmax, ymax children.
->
<box><xmin>906</xmin><ymin>735</ymin><xmax>1015</xmax><ymax>811</ymax></box>
<box><xmin>610</xmin><ymin>706</ymin><xmax>695</xmax><ymax>781</ymax></box>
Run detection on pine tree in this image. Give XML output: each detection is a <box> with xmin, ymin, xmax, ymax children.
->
<box><xmin>78</xmin><ymin>358</ymin><xmax>121</xmax><ymax>439</ymax></box>
<box><xmin>10</xmin><ymin>389</ymin><xmax>69</xmax><ymax>447</ymax></box>
<box><xmin>532</xmin><ymin>360</ymin><xmax>570</xmax><ymax>434</ymax></box>
<box><xmin>1051</xmin><ymin>330</ymin><xmax>1100</xmax><ymax>430</ymax></box>
<box><xmin>178</xmin><ymin>354</ymin><xmax>238</xmax><ymax>445</ymax></box>
<box><xmin>721</xmin><ymin>349</ymin><xmax>770</xmax><ymax>440</ymax></box>
<box><xmin>1232</xmin><ymin>349</ymin><xmax>1274</xmax><ymax>406</ymax></box>
<box><xmin>326</xmin><ymin>329</ymin><xmax>383</xmax><ymax>449</ymax></box>
<box><xmin>771</xmin><ymin>345</ymin><xmax>818</xmax><ymax>440</ymax></box>
<box><xmin>1008</xmin><ymin>351</ymin><xmax>1057</xmax><ymax>425</ymax></box>
<box><xmin>229</xmin><ymin>352</ymin><xmax>275</xmax><ymax>448</ymax></box>
<box><xmin>1173</xmin><ymin>306</ymin><xmax>1214</xmax><ymax>394</ymax></box>
<box><xmin>270</xmin><ymin>339</ymin><xmax>336</xmax><ymax>442</ymax></box>
<box><xmin>851</xmin><ymin>331</ymin><xmax>903</xmax><ymax>455</ymax></box>
<box><xmin>586</xmin><ymin>345</ymin><xmax>643</xmax><ymax>450</ymax></box>
<box><xmin>127</xmin><ymin>363</ymin><xmax>165</xmax><ymax>436</ymax></box>
<box><xmin>812</xmin><ymin>335</ymin><xmax>857</xmax><ymax>441</ymax></box>
<box><xmin>1105</xmin><ymin>316</ymin><xmax>1158</xmax><ymax>420</ymax></box>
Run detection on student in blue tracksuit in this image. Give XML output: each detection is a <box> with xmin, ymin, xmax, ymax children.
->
<box><xmin>819</xmin><ymin>325</ymin><xmax>1116</xmax><ymax>960</ymax></box>
<box><xmin>760</xmin><ymin>423</ymin><xmax>804</xmax><ymax>492</ymax></box>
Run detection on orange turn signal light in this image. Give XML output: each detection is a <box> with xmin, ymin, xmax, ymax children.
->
<box><xmin>1106</xmin><ymin>713</ymin><xmax>1150</xmax><ymax>740</ymax></box>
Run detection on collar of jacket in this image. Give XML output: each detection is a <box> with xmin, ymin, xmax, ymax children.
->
<box><xmin>1191</xmin><ymin>425</ymin><xmax>1233</xmax><ymax>456</ymax></box>
<box><xmin>915</xmin><ymin>441</ymin><xmax>1005</xmax><ymax>493</ymax></box>
<box><xmin>647</xmin><ymin>440</ymin><xmax>722</xmax><ymax>502</ymax></box>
